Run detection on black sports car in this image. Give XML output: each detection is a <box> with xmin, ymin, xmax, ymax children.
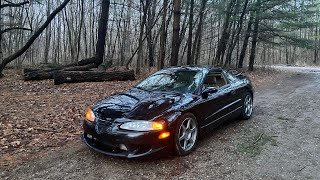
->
<box><xmin>82</xmin><ymin>66</ymin><xmax>253</xmax><ymax>158</ymax></box>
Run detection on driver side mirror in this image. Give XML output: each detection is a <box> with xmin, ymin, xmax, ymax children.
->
<box><xmin>201</xmin><ymin>87</ymin><xmax>218</xmax><ymax>99</ymax></box>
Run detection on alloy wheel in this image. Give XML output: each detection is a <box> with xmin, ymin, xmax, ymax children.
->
<box><xmin>244</xmin><ymin>95</ymin><xmax>253</xmax><ymax>117</ymax></box>
<box><xmin>178</xmin><ymin>117</ymin><xmax>198</xmax><ymax>151</ymax></box>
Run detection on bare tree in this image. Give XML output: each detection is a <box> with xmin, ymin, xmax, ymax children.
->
<box><xmin>186</xmin><ymin>0</ymin><xmax>194</xmax><ymax>65</ymax></box>
<box><xmin>136</xmin><ymin>0</ymin><xmax>149</xmax><ymax>74</ymax></box>
<box><xmin>238</xmin><ymin>11</ymin><xmax>254</xmax><ymax>68</ymax></box>
<box><xmin>192</xmin><ymin>0</ymin><xmax>208</xmax><ymax>65</ymax></box>
<box><xmin>94</xmin><ymin>0</ymin><xmax>110</xmax><ymax>66</ymax></box>
<box><xmin>170</xmin><ymin>0</ymin><xmax>181</xmax><ymax>66</ymax></box>
<box><xmin>44</xmin><ymin>0</ymin><xmax>52</xmax><ymax>64</ymax></box>
<box><xmin>158</xmin><ymin>0</ymin><xmax>169</xmax><ymax>70</ymax></box>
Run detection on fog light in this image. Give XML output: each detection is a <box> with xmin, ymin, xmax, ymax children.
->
<box><xmin>119</xmin><ymin>144</ymin><xmax>128</xmax><ymax>151</ymax></box>
<box><xmin>158</xmin><ymin>132</ymin><xmax>170</xmax><ymax>139</ymax></box>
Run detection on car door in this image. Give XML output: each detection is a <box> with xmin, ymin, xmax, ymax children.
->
<box><xmin>218</xmin><ymin>71</ymin><xmax>243</xmax><ymax>122</ymax></box>
<box><xmin>198</xmin><ymin>70</ymin><xmax>234</xmax><ymax>128</ymax></box>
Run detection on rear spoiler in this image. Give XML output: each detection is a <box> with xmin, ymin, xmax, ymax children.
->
<box><xmin>227</xmin><ymin>69</ymin><xmax>247</xmax><ymax>79</ymax></box>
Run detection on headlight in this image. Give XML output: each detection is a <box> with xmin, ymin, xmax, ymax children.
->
<box><xmin>120</xmin><ymin>121</ymin><xmax>164</xmax><ymax>131</ymax></box>
<box><xmin>85</xmin><ymin>108</ymin><xmax>95</xmax><ymax>122</ymax></box>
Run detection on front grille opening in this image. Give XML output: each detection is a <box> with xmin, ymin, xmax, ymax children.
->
<box><xmin>85</xmin><ymin>135</ymin><xmax>153</xmax><ymax>156</ymax></box>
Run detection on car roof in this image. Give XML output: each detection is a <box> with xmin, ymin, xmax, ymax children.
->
<box><xmin>161</xmin><ymin>65</ymin><xmax>223</xmax><ymax>72</ymax></box>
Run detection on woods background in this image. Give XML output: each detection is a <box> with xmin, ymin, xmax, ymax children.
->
<box><xmin>1</xmin><ymin>0</ymin><xmax>319</xmax><ymax>76</ymax></box>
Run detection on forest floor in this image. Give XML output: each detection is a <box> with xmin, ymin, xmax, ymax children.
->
<box><xmin>1</xmin><ymin>66</ymin><xmax>320</xmax><ymax>179</ymax></box>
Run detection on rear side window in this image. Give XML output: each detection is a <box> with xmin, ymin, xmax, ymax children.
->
<box><xmin>225</xmin><ymin>72</ymin><xmax>238</xmax><ymax>82</ymax></box>
<box><xmin>203</xmin><ymin>72</ymin><xmax>228</xmax><ymax>89</ymax></box>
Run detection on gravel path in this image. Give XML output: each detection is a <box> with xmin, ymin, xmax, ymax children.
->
<box><xmin>1</xmin><ymin>67</ymin><xmax>320</xmax><ymax>180</ymax></box>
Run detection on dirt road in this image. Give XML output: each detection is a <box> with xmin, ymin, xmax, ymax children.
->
<box><xmin>1</xmin><ymin>67</ymin><xmax>320</xmax><ymax>179</ymax></box>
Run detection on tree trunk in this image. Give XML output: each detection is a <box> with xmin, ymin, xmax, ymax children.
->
<box><xmin>120</xmin><ymin>0</ymin><xmax>132</xmax><ymax>66</ymax></box>
<box><xmin>136</xmin><ymin>0</ymin><xmax>149</xmax><ymax>74</ymax></box>
<box><xmin>53</xmin><ymin>70</ymin><xmax>135</xmax><ymax>85</ymax></box>
<box><xmin>193</xmin><ymin>0</ymin><xmax>208</xmax><ymax>65</ymax></box>
<box><xmin>64</xmin><ymin>9</ymin><xmax>75</xmax><ymax>63</ymax></box>
<box><xmin>225</xmin><ymin>0</ymin><xmax>249</xmax><ymax>67</ymax></box>
<box><xmin>178</xmin><ymin>1</ymin><xmax>189</xmax><ymax>58</ymax></box>
<box><xmin>76</xmin><ymin>0</ymin><xmax>85</xmax><ymax>62</ymax></box>
<box><xmin>315</xmin><ymin>26</ymin><xmax>318</xmax><ymax>64</ymax></box>
<box><xmin>214</xmin><ymin>0</ymin><xmax>235</xmax><ymax>66</ymax></box>
<box><xmin>44</xmin><ymin>0</ymin><xmax>52</xmax><ymax>64</ymax></box>
<box><xmin>248</xmin><ymin>0</ymin><xmax>261</xmax><ymax>71</ymax></box>
<box><xmin>186</xmin><ymin>0</ymin><xmax>194</xmax><ymax>65</ymax></box>
<box><xmin>146</xmin><ymin>0</ymin><xmax>156</xmax><ymax>67</ymax></box>
<box><xmin>238</xmin><ymin>12</ymin><xmax>254</xmax><ymax>68</ymax></box>
<box><xmin>158</xmin><ymin>0</ymin><xmax>168</xmax><ymax>70</ymax></box>
<box><xmin>0</xmin><ymin>0</ymin><xmax>71</xmax><ymax>78</ymax></box>
<box><xmin>170</xmin><ymin>0</ymin><xmax>181</xmax><ymax>66</ymax></box>
<box><xmin>224</xmin><ymin>21</ymin><xmax>237</xmax><ymax>67</ymax></box>
<box><xmin>95</xmin><ymin>0</ymin><xmax>110</xmax><ymax>66</ymax></box>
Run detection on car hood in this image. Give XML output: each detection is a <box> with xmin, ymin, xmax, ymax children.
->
<box><xmin>92</xmin><ymin>88</ymin><xmax>194</xmax><ymax>121</ymax></box>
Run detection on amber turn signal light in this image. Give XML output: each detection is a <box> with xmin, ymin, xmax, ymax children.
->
<box><xmin>158</xmin><ymin>132</ymin><xmax>170</xmax><ymax>139</ymax></box>
<box><xmin>152</xmin><ymin>122</ymin><xmax>164</xmax><ymax>131</ymax></box>
<box><xmin>85</xmin><ymin>109</ymin><xmax>95</xmax><ymax>122</ymax></box>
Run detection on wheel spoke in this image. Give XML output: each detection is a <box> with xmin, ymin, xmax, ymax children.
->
<box><xmin>189</xmin><ymin>138</ymin><xmax>194</xmax><ymax>144</ymax></box>
<box><xmin>183</xmin><ymin>139</ymin><xmax>188</xmax><ymax>149</ymax></box>
<box><xmin>179</xmin><ymin>125</ymin><xmax>186</xmax><ymax>141</ymax></box>
<box><xmin>186</xmin><ymin>119</ymin><xmax>191</xmax><ymax>129</ymax></box>
<box><xmin>190</xmin><ymin>127</ymin><xmax>196</xmax><ymax>134</ymax></box>
<box><xmin>181</xmin><ymin>124</ymin><xmax>186</xmax><ymax>132</ymax></box>
<box><xmin>179</xmin><ymin>133</ymin><xmax>186</xmax><ymax>141</ymax></box>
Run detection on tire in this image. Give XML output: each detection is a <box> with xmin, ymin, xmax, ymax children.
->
<box><xmin>174</xmin><ymin>113</ymin><xmax>198</xmax><ymax>156</ymax></box>
<box><xmin>241</xmin><ymin>92</ymin><xmax>253</xmax><ymax>120</ymax></box>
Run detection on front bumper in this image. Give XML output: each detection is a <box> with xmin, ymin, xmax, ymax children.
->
<box><xmin>82</xmin><ymin>120</ymin><xmax>172</xmax><ymax>158</ymax></box>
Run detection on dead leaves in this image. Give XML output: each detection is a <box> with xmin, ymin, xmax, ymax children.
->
<box><xmin>245</xmin><ymin>69</ymin><xmax>281</xmax><ymax>88</ymax></box>
<box><xmin>0</xmin><ymin>70</ymin><xmax>138</xmax><ymax>167</ymax></box>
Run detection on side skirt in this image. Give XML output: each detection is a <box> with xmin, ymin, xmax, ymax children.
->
<box><xmin>200</xmin><ymin>106</ymin><xmax>242</xmax><ymax>129</ymax></box>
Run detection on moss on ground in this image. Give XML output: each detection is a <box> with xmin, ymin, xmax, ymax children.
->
<box><xmin>237</xmin><ymin>133</ymin><xmax>277</xmax><ymax>157</ymax></box>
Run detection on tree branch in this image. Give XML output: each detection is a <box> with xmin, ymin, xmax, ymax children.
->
<box><xmin>0</xmin><ymin>27</ymin><xmax>32</xmax><ymax>35</ymax></box>
<box><xmin>0</xmin><ymin>0</ymin><xmax>71</xmax><ymax>77</ymax></box>
<box><xmin>0</xmin><ymin>1</ymin><xmax>29</xmax><ymax>9</ymax></box>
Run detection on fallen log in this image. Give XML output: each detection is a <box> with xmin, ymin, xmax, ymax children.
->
<box><xmin>22</xmin><ymin>57</ymin><xmax>115</xmax><ymax>81</ymax></box>
<box><xmin>23</xmin><ymin>69</ymin><xmax>59</xmax><ymax>81</ymax></box>
<box><xmin>23</xmin><ymin>67</ymin><xmax>62</xmax><ymax>74</ymax></box>
<box><xmin>63</xmin><ymin>63</ymin><xmax>97</xmax><ymax>71</ymax></box>
<box><xmin>64</xmin><ymin>57</ymin><xmax>97</xmax><ymax>67</ymax></box>
<box><xmin>23</xmin><ymin>64</ymin><xmax>97</xmax><ymax>81</ymax></box>
<box><xmin>23</xmin><ymin>58</ymin><xmax>97</xmax><ymax>81</ymax></box>
<box><xmin>53</xmin><ymin>70</ymin><xmax>135</xmax><ymax>85</ymax></box>
<box><xmin>23</xmin><ymin>57</ymin><xmax>116</xmax><ymax>81</ymax></box>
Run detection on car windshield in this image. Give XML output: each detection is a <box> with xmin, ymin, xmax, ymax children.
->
<box><xmin>136</xmin><ymin>70</ymin><xmax>202</xmax><ymax>93</ymax></box>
